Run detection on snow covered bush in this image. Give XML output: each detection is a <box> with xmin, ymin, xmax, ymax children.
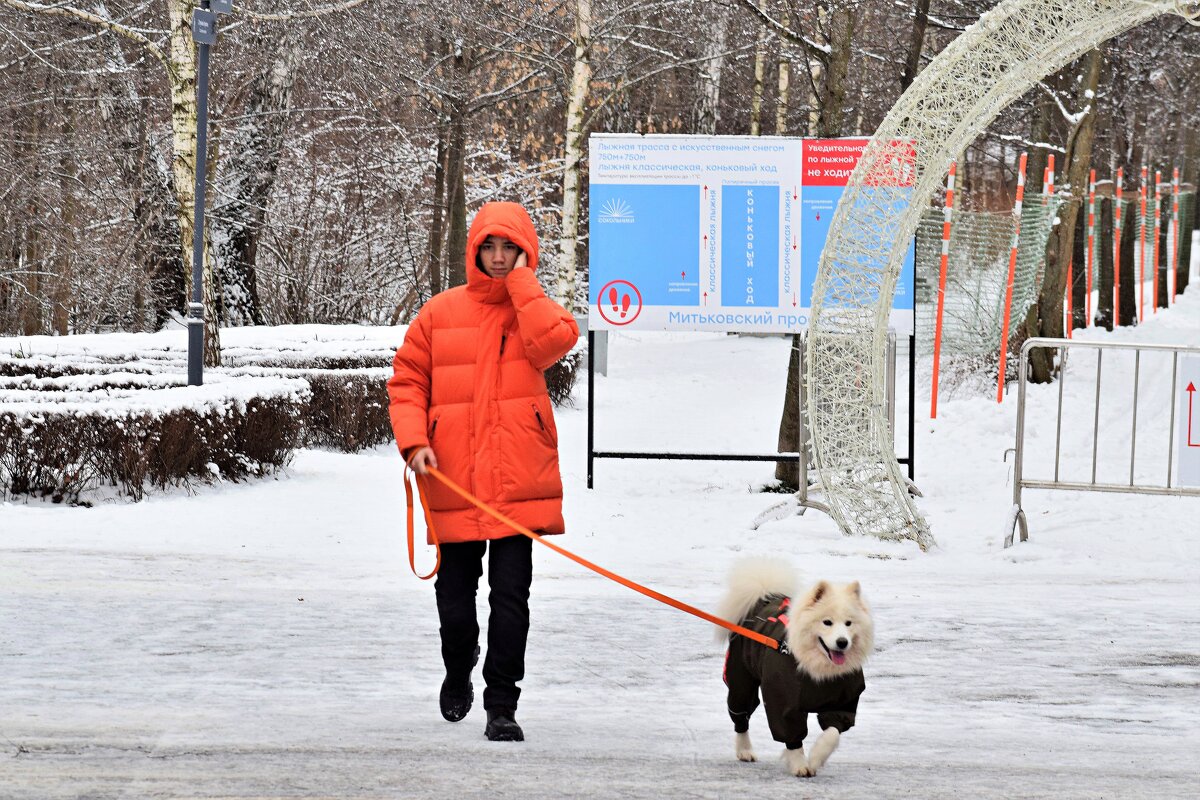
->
<box><xmin>545</xmin><ymin>344</ymin><xmax>585</xmax><ymax>409</ymax></box>
<box><xmin>1</xmin><ymin>325</ymin><xmax>583</xmax><ymax>480</ymax></box>
<box><xmin>228</xmin><ymin>366</ymin><xmax>391</xmax><ymax>452</ymax></box>
<box><xmin>0</xmin><ymin>373</ymin><xmax>309</xmax><ymax>503</ymax></box>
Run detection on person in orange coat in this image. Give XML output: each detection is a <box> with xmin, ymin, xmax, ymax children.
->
<box><xmin>388</xmin><ymin>201</ymin><xmax>579</xmax><ymax>742</ymax></box>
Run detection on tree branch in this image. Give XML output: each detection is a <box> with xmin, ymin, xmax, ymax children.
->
<box><xmin>239</xmin><ymin>0</ymin><xmax>372</xmax><ymax>22</ymax></box>
<box><xmin>733</xmin><ymin>0</ymin><xmax>830</xmax><ymax>63</ymax></box>
<box><xmin>0</xmin><ymin>0</ymin><xmax>169</xmax><ymax>71</ymax></box>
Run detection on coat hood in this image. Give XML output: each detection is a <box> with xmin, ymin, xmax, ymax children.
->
<box><xmin>465</xmin><ymin>202</ymin><xmax>541</xmax><ymax>299</ymax></box>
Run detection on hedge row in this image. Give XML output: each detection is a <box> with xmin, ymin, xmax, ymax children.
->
<box><xmin>0</xmin><ymin>374</ymin><xmax>309</xmax><ymax>503</ymax></box>
<box><xmin>0</xmin><ymin>337</ymin><xmax>585</xmax><ymax>501</ymax></box>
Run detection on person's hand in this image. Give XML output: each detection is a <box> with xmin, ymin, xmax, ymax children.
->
<box><xmin>408</xmin><ymin>446</ymin><xmax>438</xmax><ymax>475</ymax></box>
<box><xmin>514</xmin><ymin>251</ymin><xmax>528</xmax><ymax>270</ymax></box>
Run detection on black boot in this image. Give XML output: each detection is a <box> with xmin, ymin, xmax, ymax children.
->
<box><xmin>440</xmin><ymin>645</ymin><xmax>480</xmax><ymax>722</ymax></box>
<box><xmin>484</xmin><ymin>708</ymin><xmax>524</xmax><ymax>742</ymax></box>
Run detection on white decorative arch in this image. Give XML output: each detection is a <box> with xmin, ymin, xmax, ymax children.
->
<box><xmin>807</xmin><ymin>0</ymin><xmax>1195</xmax><ymax>550</ymax></box>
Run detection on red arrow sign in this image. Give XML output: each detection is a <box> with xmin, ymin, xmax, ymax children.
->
<box><xmin>792</xmin><ymin>235</ymin><xmax>797</xmax><ymax>251</ymax></box>
<box><xmin>792</xmin><ymin>291</ymin><xmax>797</xmax><ymax>308</ymax></box>
<box><xmin>1188</xmin><ymin>383</ymin><xmax>1199</xmax><ymax>447</ymax></box>
<box><xmin>792</xmin><ymin>186</ymin><xmax>798</xmax><ymax>200</ymax></box>
<box><xmin>681</xmin><ymin>270</ymin><xmax>686</xmax><ymax>279</ymax></box>
<box><xmin>703</xmin><ymin>291</ymin><xmax>708</xmax><ymax>306</ymax></box>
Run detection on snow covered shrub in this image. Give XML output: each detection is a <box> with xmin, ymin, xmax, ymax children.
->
<box><xmin>0</xmin><ymin>374</ymin><xmax>309</xmax><ymax>503</ymax></box>
<box><xmin>545</xmin><ymin>347</ymin><xmax>584</xmax><ymax>408</ymax></box>
<box><xmin>301</xmin><ymin>370</ymin><xmax>391</xmax><ymax>451</ymax></box>
<box><xmin>228</xmin><ymin>366</ymin><xmax>391</xmax><ymax>452</ymax></box>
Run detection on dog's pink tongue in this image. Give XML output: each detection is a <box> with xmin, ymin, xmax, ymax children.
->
<box><xmin>830</xmin><ymin>650</ymin><xmax>847</xmax><ymax>665</ymax></box>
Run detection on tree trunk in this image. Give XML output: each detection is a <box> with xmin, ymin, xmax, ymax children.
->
<box><xmin>775</xmin><ymin>333</ymin><xmax>804</xmax><ymax>487</ymax></box>
<box><xmin>776</xmin><ymin>6</ymin><xmax>854</xmax><ymax>488</ymax></box>
<box><xmin>1070</xmin><ymin>206</ymin><xmax>1088</xmax><ymax>330</ymax></box>
<box><xmin>750</xmin><ymin>10</ymin><xmax>766</xmax><ymax>137</ymax></box>
<box><xmin>774</xmin><ymin>9</ymin><xmax>790</xmax><ymax>135</ymax></box>
<box><xmin>167</xmin><ymin>0</ymin><xmax>220</xmax><ymax>366</ymax></box>
<box><xmin>1095</xmin><ymin>196</ymin><xmax>1114</xmax><ymax>330</ymax></box>
<box><xmin>1177</xmin><ymin>192</ymin><xmax>1195</xmax><ymax>297</ymax></box>
<box><xmin>101</xmin><ymin>38</ymin><xmax>187</xmax><ymax>329</ymax></box>
<box><xmin>1025</xmin><ymin>94</ymin><xmax>1054</xmax><ymax>206</ymax></box>
<box><xmin>805</xmin><ymin>57</ymin><xmax>824</xmax><ymax>136</ymax></box>
<box><xmin>556</xmin><ymin>0</ymin><xmax>591</xmax><ymax>312</ymax></box>
<box><xmin>428</xmin><ymin>119</ymin><xmax>448</xmax><ymax>298</ymax></box>
<box><xmin>1156</xmin><ymin>189</ymin><xmax>1170</xmax><ymax>309</ymax></box>
<box><xmin>900</xmin><ymin>0</ymin><xmax>930</xmax><ymax>91</ymax></box>
<box><xmin>211</xmin><ymin>24</ymin><xmax>303</xmax><ymax>327</ymax></box>
<box><xmin>1118</xmin><ymin>197</ymin><xmax>1138</xmax><ymax>325</ymax></box>
<box><xmin>1028</xmin><ymin>48</ymin><xmax>1102</xmax><ymax>383</ymax></box>
<box><xmin>693</xmin><ymin>1</ymin><xmax>730</xmax><ymax>135</ymax></box>
<box><xmin>53</xmin><ymin>97</ymin><xmax>75</xmax><ymax>335</ymax></box>
<box><xmin>445</xmin><ymin>103</ymin><xmax>468</xmax><ymax>288</ymax></box>
<box><xmin>817</xmin><ymin>8</ymin><xmax>853</xmax><ymax>138</ymax></box>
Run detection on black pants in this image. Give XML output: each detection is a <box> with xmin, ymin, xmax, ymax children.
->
<box><xmin>434</xmin><ymin>535</ymin><xmax>533</xmax><ymax>713</ymax></box>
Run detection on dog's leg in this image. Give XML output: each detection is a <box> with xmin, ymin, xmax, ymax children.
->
<box><xmin>783</xmin><ymin>746</ymin><xmax>812</xmax><ymax>777</ymax></box>
<box><xmin>734</xmin><ymin>731</ymin><xmax>756</xmax><ymax>762</ymax></box>
<box><xmin>805</xmin><ymin>727</ymin><xmax>840</xmax><ymax>774</ymax></box>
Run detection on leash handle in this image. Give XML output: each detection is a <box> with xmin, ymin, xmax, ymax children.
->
<box><xmin>404</xmin><ymin>460</ymin><xmax>441</xmax><ymax>580</ymax></box>
<box><xmin>420</xmin><ymin>465</ymin><xmax>780</xmax><ymax>651</ymax></box>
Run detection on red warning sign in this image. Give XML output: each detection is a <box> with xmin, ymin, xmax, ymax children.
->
<box><xmin>597</xmin><ymin>279</ymin><xmax>643</xmax><ymax>326</ymax></box>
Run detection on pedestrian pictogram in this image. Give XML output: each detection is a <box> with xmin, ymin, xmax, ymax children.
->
<box><xmin>597</xmin><ymin>279</ymin><xmax>642</xmax><ymax>326</ymax></box>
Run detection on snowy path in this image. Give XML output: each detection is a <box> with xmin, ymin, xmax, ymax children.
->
<box><xmin>3</xmin><ymin>291</ymin><xmax>1199</xmax><ymax>798</ymax></box>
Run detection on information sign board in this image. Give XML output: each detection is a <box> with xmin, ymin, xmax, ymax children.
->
<box><xmin>588</xmin><ymin>134</ymin><xmax>915</xmax><ymax>333</ymax></box>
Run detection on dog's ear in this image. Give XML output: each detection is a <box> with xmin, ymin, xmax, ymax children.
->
<box><xmin>805</xmin><ymin>580</ymin><xmax>831</xmax><ymax>606</ymax></box>
<box><xmin>847</xmin><ymin>581</ymin><xmax>871</xmax><ymax>612</ymax></box>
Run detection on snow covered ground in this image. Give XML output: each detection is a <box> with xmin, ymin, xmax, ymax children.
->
<box><xmin>2</xmin><ymin>268</ymin><xmax>1198</xmax><ymax>798</ymax></box>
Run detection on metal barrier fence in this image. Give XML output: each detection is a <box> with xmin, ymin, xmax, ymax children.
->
<box><xmin>1005</xmin><ymin>337</ymin><xmax>1200</xmax><ymax>547</ymax></box>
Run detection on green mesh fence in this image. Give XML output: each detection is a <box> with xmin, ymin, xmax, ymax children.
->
<box><xmin>915</xmin><ymin>193</ymin><xmax>1061</xmax><ymax>357</ymax></box>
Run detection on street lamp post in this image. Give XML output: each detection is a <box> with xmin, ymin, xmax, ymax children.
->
<box><xmin>187</xmin><ymin>0</ymin><xmax>232</xmax><ymax>385</ymax></box>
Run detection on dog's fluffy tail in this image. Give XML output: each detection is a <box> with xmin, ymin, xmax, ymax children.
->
<box><xmin>713</xmin><ymin>557</ymin><xmax>798</xmax><ymax>643</ymax></box>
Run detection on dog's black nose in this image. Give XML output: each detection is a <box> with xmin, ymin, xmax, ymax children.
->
<box><xmin>836</xmin><ymin>637</ymin><xmax>849</xmax><ymax>650</ymax></box>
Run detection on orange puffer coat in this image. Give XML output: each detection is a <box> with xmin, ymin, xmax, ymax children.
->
<box><xmin>388</xmin><ymin>202</ymin><xmax>580</xmax><ymax>542</ymax></box>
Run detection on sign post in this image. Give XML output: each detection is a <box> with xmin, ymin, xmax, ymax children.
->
<box><xmin>584</xmin><ymin>134</ymin><xmax>917</xmax><ymax>488</ymax></box>
<box><xmin>187</xmin><ymin>0</ymin><xmax>232</xmax><ymax>385</ymax></box>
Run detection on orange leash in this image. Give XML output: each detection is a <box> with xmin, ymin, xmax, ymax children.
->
<box><xmin>404</xmin><ymin>464</ymin><xmax>781</xmax><ymax>652</ymax></box>
<box><xmin>403</xmin><ymin>462</ymin><xmax>440</xmax><ymax>580</ymax></box>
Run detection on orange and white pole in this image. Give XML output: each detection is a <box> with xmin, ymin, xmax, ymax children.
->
<box><xmin>1172</xmin><ymin>167</ymin><xmax>1181</xmax><ymax>302</ymax></box>
<box><xmin>1153</xmin><ymin>170</ymin><xmax>1162</xmax><ymax>313</ymax></box>
<box><xmin>931</xmin><ymin>161</ymin><xmax>956</xmax><ymax>419</ymax></box>
<box><xmin>1139</xmin><ymin>166</ymin><xmax>1148</xmax><ymax>321</ymax></box>
<box><xmin>1086</xmin><ymin>170</ymin><xmax>1096</xmax><ymax>325</ymax></box>
<box><xmin>997</xmin><ymin>153</ymin><xmax>1027</xmax><ymax>404</ymax></box>
<box><xmin>1115</xmin><ymin>168</ymin><xmax>1123</xmax><ymax>327</ymax></box>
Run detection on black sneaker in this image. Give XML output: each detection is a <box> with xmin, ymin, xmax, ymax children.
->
<box><xmin>439</xmin><ymin>645</ymin><xmax>480</xmax><ymax>722</ymax></box>
<box><xmin>484</xmin><ymin>708</ymin><xmax>524</xmax><ymax>742</ymax></box>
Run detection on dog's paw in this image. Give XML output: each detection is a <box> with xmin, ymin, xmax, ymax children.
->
<box><xmin>734</xmin><ymin>731</ymin><xmax>756</xmax><ymax>762</ymax></box>
<box><xmin>783</xmin><ymin>747</ymin><xmax>812</xmax><ymax>777</ymax></box>
<box><xmin>807</xmin><ymin>727</ymin><xmax>840</xmax><ymax>772</ymax></box>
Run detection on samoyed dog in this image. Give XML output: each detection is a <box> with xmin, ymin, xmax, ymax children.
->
<box><xmin>715</xmin><ymin>558</ymin><xmax>874</xmax><ymax>778</ymax></box>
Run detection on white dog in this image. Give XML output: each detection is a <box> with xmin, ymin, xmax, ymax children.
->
<box><xmin>715</xmin><ymin>558</ymin><xmax>874</xmax><ymax>778</ymax></box>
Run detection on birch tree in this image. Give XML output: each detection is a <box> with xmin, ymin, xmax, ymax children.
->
<box><xmin>556</xmin><ymin>0</ymin><xmax>591</xmax><ymax>311</ymax></box>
